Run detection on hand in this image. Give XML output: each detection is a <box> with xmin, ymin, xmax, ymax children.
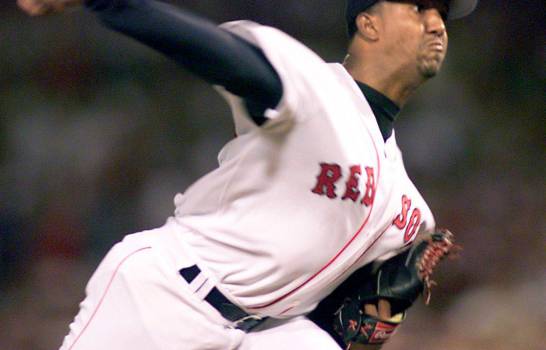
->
<box><xmin>17</xmin><ymin>0</ymin><xmax>83</xmax><ymax>16</ymax></box>
<box><xmin>364</xmin><ymin>298</ymin><xmax>392</xmax><ymax>320</ymax></box>
<box><xmin>350</xmin><ymin>299</ymin><xmax>394</xmax><ymax>350</ymax></box>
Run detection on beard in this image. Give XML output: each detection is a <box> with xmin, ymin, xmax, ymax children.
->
<box><xmin>417</xmin><ymin>51</ymin><xmax>446</xmax><ymax>78</ymax></box>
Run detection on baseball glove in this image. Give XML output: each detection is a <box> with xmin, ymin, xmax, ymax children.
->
<box><xmin>333</xmin><ymin>229</ymin><xmax>457</xmax><ymax>347</ymax></box>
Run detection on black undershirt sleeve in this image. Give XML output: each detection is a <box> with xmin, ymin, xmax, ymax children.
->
<box><xmin>85</xmin><ymin>0</ymin><xmax>283</xmax><ymax>123</ymax></box>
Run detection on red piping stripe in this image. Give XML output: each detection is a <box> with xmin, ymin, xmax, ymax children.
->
<box><xmin>67</xmin><ymin>246</ymin><xmax>152</xmax><ymax>350</ymax></box>
<box><xmin>332</xmin><ymin>223</ymin><xmax>391</xmax><ymax>286</ymax></box>
<box><xmin>249</xmin><ymin>127</ymin><xmax>382</xmax><ymax>310</ymax></box>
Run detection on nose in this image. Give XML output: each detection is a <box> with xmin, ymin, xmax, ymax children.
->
<box><xmin>424</xmin><ymin>9</ymin><xmax>447</xmax><ymax>37</ymax></box>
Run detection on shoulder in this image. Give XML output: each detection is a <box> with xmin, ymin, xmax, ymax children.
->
<box><xmin>220</xmin><ymin>20</ymin><xmax>294</xmax><ymax>45</ymax></box>
<box><xmin>219</xmin><ymin>20</ymin><xmax>324</xmax><ymax>67</ymax></box>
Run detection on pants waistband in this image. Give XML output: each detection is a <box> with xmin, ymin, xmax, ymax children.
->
<box><xmin>179</xmin><ymin>265</ymin><xmax>267</xmax><ymax>332</ymax></box>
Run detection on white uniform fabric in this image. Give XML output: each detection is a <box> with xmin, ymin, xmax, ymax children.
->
<box><xmin>61</xmin><ymin>221</ymin><xmax>243</xmax><ymax>350</ymax></box>
<box><xmin>62</xmin><ymin>21</ymin><xmax>435</xmax><ymax>349</ymax></box>
<box><xmin>60</xmin><ymin>220</ymin><xmax>341</xmax><ymax>350</ymax></box>
<box><xmin>173</xmin><ymin>21</ymin><xmax>435</xmax><ymax>317</ymax></box>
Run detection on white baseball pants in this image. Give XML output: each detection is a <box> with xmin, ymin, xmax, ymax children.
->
<box><xmin>59</xmin><ymin>220</ymin><xmax>341</xmax><ymax>350</ymax></box>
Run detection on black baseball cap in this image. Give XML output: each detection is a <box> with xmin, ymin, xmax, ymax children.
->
<box><xmin>346</xmin><ymin>0</ymin><xmax>478</xmax><ymax>36</ymax></box>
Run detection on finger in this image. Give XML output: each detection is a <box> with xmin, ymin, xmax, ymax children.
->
<box><xmin>17</xmin><ymin>0</ymin><xmax>49</xmax><ymax>16</ymax></box>
<box><xmin>364</xmin><ymin>303</ymin><xmax>378</xmax><ymax>317</ymax></box>
<box><xmin>17</xmin><ymin>0</ymin><xmax>36</xmax><ymax>13</ymax></box>
<box><xmin>378</xmin><ymin>299</ymin><xmax>391</xmax><ymax>320</ymax></box>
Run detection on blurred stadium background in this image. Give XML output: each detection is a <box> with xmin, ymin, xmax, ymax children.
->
<box><xmin>1</xmin><ymin>1</ymin><xmax>544</xmax><ymax>349</ymax></box>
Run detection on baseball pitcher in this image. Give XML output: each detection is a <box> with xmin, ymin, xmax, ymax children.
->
<box><xmin>18</xmin><ymin>0</ymin><xmax>477</xmax><ymax>349</ymax></box>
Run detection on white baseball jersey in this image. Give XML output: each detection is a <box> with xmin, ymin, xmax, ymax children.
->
<box><xmin>173</xmin><ymin>21</ymin><xmax>435</xmax><ymax>318</ymax></box>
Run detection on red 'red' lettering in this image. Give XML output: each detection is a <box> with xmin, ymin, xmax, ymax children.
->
<box><xmin>404</xmin><ymin>208</ymin><xmax>422</xmax><ymax>243</ymax></box>
<box><xmin>393</xmin><ymin>195</ymin><xmax>412</xmax><ymax>229</ymax></box>
<box><xmin>360</xmin><ymin>167</ymin><xmax>376</xmax><ymax>206</ymax></box>
<box><xmin>342</xmin><ymin>165</ymin><xmax>362</xmax><ymax>202</ymax></box>
<box><xmin>311</xmin><ymin>163</ymin><xmax>342</xmax><ymax>198</ymax></box>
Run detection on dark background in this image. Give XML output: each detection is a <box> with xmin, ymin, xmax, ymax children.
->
<box><xmin>1</xmin><ymin>1</ymin><xmax>544</xmax><ymax>349</ymax></box>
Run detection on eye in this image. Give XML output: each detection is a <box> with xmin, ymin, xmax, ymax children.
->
<box><xmin>412</xmin><ymin>4</ymin><xmax>425</xmax><ymax>13</ymax></box>
<box><xmin>413</xmin><ymin>2</ymin><xmax>449</xmax><ymax>21</ymax></box>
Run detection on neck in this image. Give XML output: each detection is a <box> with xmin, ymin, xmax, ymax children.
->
<box><xmin>355</xmin><ymin>81</ymin><xmax>400</xmax><ymax>141</ymax></box>
<box><xmin>343</xmin><ymin>53</ymin><xmax>424</xmax><ymax>107</ymax></box>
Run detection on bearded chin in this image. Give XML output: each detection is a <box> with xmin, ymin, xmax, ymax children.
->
<box><xmin>418</xmin><ymin>59</ymin><xmax>443</xmax><ymax>79</ymax></box>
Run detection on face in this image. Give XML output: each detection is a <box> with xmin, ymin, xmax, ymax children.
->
<box><xmin>376</xmin><ymin>0</ymin><xmax>449</xmax><ymax>79</ymax></box>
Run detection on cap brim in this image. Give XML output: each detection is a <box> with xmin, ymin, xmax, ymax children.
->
<box><xmin>448</xmin><ymin>0</ymin><xmax>478</xmax><ymax>20</ymax></box>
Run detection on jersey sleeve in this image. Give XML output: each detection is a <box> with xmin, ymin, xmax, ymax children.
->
<box><xmin>218</xmin><ymin>21</ymin><xmax>336</xmax><ymax>134</ymax></box>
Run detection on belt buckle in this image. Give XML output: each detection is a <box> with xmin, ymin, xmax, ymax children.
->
<box><xmin>232</xmin><ymin>314</ymin><xmax>265</xmax><ymax>332</ymax></box>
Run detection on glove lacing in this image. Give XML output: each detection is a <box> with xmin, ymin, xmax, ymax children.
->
<box><xmin>416</xmin><ymin>229</ymin><xmax>458</xmax><ymax>304</ymax></box>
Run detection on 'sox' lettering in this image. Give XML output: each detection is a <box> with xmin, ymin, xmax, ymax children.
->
<box><xmin>392</xmin><ymin>194</ymin><xmax>422</xmax><ymax>243</ymax></box>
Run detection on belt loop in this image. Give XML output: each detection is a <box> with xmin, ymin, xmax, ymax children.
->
<box><xmin>179</xmin><ymin>265</ymin><xmax>215</xmax><ymax>299</ymax></box>
<box><xmin>194</xmin><ymin>276</ymin><xmax>215</xmax><ymax>300</ymax></box>
<box><xmin>179</xmin><ymin>264</ymin><xmax>268</xmax><ymax>332</ymax></box>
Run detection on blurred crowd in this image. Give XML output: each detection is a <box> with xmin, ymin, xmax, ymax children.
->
<box><xmin>1</xmin><ymin>1</ymin><xmax>544</xmax><ymax>349</ymax></box>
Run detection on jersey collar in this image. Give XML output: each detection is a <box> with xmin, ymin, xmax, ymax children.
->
<box><xmin>355</xmin><ymin>81</ymin><xmax>400</xmax><ymax>141</ymax></box>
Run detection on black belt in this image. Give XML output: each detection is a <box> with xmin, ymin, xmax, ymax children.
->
<box><xmin>179</xmin><ymin>265</ymin><xmax>267</xmax><ymax>332</ymax></box>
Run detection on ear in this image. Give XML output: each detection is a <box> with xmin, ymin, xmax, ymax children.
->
<box><xmin>355</xmin><ymin>12</ymin><xmax>380</xmax><ymax>41</ymax></box>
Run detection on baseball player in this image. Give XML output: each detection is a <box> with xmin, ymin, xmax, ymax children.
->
<box><xmin>18</xmin><ymin>0</ymin><xmax>477</xmax><ymax>349</ymax></box>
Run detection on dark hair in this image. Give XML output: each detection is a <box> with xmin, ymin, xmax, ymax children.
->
<box><xmin>346</xmin><ymin>0</ymin><xmax>380</xmax><ymax>37</ymax></box>
<box><xmin>347</xmin><ymin>20</ymin><xmax>358</xmax><ymax>38</ymax></box>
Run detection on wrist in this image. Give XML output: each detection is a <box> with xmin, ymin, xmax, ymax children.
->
<box><xmin>334</xmin><ymin>301</ymin><xmax>405</xmax><ymax>348</ymax></box>
<box><xmin>353</xmin><ymin>313</ymin><xmax>404</xmax><ymax>345</ymax></box>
